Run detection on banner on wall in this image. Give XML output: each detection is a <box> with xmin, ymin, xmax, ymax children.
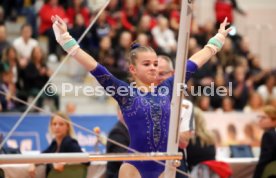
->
<box><xmin>0</xmin><ymin>112</ymin><xmax>262</xmax><ymax>154</ymax></box>
<box><xmin>0</xmin><ymin>114</ymin><xmax>118</xmax><ymax>153</ymax></box>
<box><xmin>204</xmin><ymin>112</ymin><xmax>262</xmax><ymax>147</ymax></box>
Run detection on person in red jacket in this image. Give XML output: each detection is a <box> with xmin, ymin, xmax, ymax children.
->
<box><xmin>215</xmin><ymin>0</ymin><xmax>246</xmax><ymax>28</ymax></box>
<box><xmin>66</xmin><ymin>0</ymin><xmax>91</xmax><ymax>28</ymax></box>
<box><xmin>39</xmin><ymin>0</ymin><xmax>68</xmax><ymax>56</ymax></box>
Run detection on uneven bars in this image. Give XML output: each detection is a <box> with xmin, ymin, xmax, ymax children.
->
<box><xmin>0</xmin><ymin>152</ymin><xmax>182</xmax><ymax>164</ymax></box>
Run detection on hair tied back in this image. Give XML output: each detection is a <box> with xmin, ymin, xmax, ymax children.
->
<box><xmin>130</xmin><ymin>42</ymin><xmax>141</xmax><ymax>50</ymax></box>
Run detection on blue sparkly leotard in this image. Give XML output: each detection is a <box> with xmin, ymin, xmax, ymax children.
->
<box><xmin>90</xmin><ymin>60</ymin><xmax>198</xmax><ymax>178</ymax></box>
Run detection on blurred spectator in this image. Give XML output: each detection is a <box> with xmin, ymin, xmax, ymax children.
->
<box><xmin>216</xmin><ymin>37</ymin><xmax>238</xmax><ymax>72</ymax></box>
<box><xmin>0</xmin><ymin>71</ymin><xmax>16</xmax><ymax>112</ymax></box>
<box><xmin>90</xmin><ymin>10</ymin><xmax>112</xmax><ymax>48</ymax></box>
<box><xmin>65</xmin><ymin>101</ymin><xmax>76</xmax><ymax>114</ymax></box>
<box><xmin>210</xmin><ymin>74</ymin><xmax>227</xmax><ymax>109</ymax></box>
<box><xmin>253</xmin><ymin>105</ymin><xmax>276</xmax><ymax>178</ymax></box>
<box><xmin>0</xmin><ymin>46</ymin><xmax>20</xmax><ymax>83</ymax></box>
<box><xmin>67</xmin><ymin>0</ymin><xmax>91</xmax><ymax>28</ymax></box>
<box><xmin>105</xmin><ymin>108</ymin><xmax>130</xmax><ymax>178</ymax></box>
<box><xmin>151</xmin><ymin>15</ymin><xmax>176</xmax><ymax>57</ymax></box>
<box><xmin>0</xmin><ymin>6</ymin><xmax>4</xmax><ymax>23</ymax></box>
<box><xmin>232</xmin><ymin>65</ymin><xmax>251</xmax><ymax>110</ymax></box>
<box><xmin>215</xmin><ymin>0</ymin><xmax>246</xmax><ymax>28</ymax></box>
<box><xmin>39</xmin><ymin>0</ymin><xmax>67</xmax><ymax>56</ymax></box>
<box><xmin>221</xmin><ymin>96</ymin><xmax>234</xmax><ymax>112</ymax></box>
<box><xmin>114</xmin><ymin>31</ymin><xmax>132</xmax><ymax>72</ymax></box>
<box><xmin>145</xmin><ymin>0</ymin><xmax>162</xmax><ymax>25</ymax></box>
<box><xmin>0</xmin><ymin>46</ymin><xmax>30</xmax><ymax>111</ymax></box>
<box><xmin>192</xmin><ymin>58</ymin><xmax>217</xmax><ymax>87</ymax></box>
<box><xmin>247</xmin><ymin>55</ymin><xmax>270</xmax><ymax>88</ymax></box>
<box><xmin>257</xmin><ymin>74</ymin><xmax>276</xmax><ymax>104</ymax></box>
<box><xmin>193</xmin><ymin>20</ymin><xmax>216</xmax><ymax>48</ymax></box>
<box><xmin>136</xmin><ymin>33</ymin><xmax>150</xmax><ymax>46</ymax></box>
<box><xmin>268</xmin><ymin>98</ymin><xmax>276</xmax><ymax>108</ymax></box>
<box><xmin>236</xmin><ymin>37</ymin><xmax>251</xmax><ymax>58</ymax></box>
<box><xmin>19</xmin><ymin>46</ymin><xmax>59</xmax><ymax>111</ymax></box>
<box><xmin>196</xmin><ymin>96</ymin><xmax>212</xmax><ymax>112</ymax></box>
<box><xmin>243</xmin><ymin>92</ymin><xmax>264</xmax><ymax>113</ymax></box>
<box><xmin>186</xmin><ymin>107</ymin><xmax>216</xmax><ymax>171</ymax></box>
<box><xmin>188</xmin><ymin>37</ymin><xmax>201</xmax><ymax>57</ymax></box>
<box><xmin>0</xmin><ymin>24</ymin><xmax>10</xmax><ymax>59</ymax></box>
<box><xmin>137</xmin><ymin>14</ymin><xmax>153</xmax><ymax>41</ymax></box>
<box><xmin>2</xmin><ymin>0</ymin><xmax>22</xmax><ymax>21</ymax></box>
<box><xmin>92</xmin><ymin>36</ymin><xmax>127</xmax><ymax>81</ymax></box>
<box><xmin>69</xmin><ymin>13</ymin><xmax>91</xmax><ymax>52</ymax></box>
<box><xmin>106</xmin><ymin>0</ymin><xmax>122</xmax><ymax>31</ymax></box>
<box><xmin>20</xmin><ymin>46</ymin><xmax>51</xmax><ymax>94</ymax></box>
<box><xmin>28</xmin><ymin>112</ymin><xmax>88</xmax><ymax>177</ymax></box>
<box><xmin>156</xmin><ymin>55</ymin><xmax>174</xmax><ymax>85</ymax></box>
<box><xmin>13</xmin><ymin>24</ymin><xmax>38</xmax><ymax>61</ymax></box>
<box><xmin>120</xmin><ymin>0</ymin><xmax>141</xmax><ymax>32</ymax></box>
<box><xmin>169</xmin><ymin>7</ymin><xmax>180</xmax><ymax>32</ymax></box>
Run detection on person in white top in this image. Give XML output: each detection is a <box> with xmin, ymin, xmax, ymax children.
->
<box><xmin>257</xmin><ymin>74</ymin><xmax>276</xmax><ymax>104</ymax></box>
<box><xmin>13</xmin><ymin>24</ymin><xmax>38</xmax><ymax>61</ymax></box>
<box><xmin>152</xmin><ymin>16</ymin><xmax>177</xmax><ymax>55</ymax></box>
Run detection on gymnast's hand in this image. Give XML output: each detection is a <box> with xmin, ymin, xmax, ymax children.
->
<box><xmin>218</xmin><ymin>17</ymin><xmax>232</xmax><ymax>38</ymax></box>
<box><xmin>51</xmin><ymin>15</ymin><xmax>80</xmax><ymax>56</ymax></box>
<box><xmin>51</xmin><ymin>15</ymin><xmax>68</xmax><ymax>43</ymax></box>
<box><xmin>53</xmin><ymin>162</ymin><xmax>65</xmax><ymax>172</ymax></box>
<box><xmin>205</xmin><ymin>17</ymin><xmax>232</xmax><ymax>55</ymax></box>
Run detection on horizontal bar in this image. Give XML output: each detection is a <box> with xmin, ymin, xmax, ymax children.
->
<box><xmin>89</xmin><ymin>152</ymin><xmax>183</xmax><ymax>161</ymax></box>
<box><xmin>0</xmin><ymin>152</ymin><xmax>182</xmax><ymax>164</ymax></box>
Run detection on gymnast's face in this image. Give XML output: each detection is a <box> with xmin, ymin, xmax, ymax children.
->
<box><xmin>51</xmin><ymin>116</ymin><xmax>69</xmax><ymax>139</ymax></box>
<box><xmin>130</xmin><ymin>51</ymin><xmax>158</xmax><ymax>85</ymax></box>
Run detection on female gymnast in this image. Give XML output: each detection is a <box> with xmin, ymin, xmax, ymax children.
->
<box><xmin>51</xmin><ymin>15</ymin><xmax>230</xmax><ymax>178</ymax></box>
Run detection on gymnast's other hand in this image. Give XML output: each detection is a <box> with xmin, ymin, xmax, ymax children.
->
<box><xmin>51</xmin><ymin>15</ymin><xmax>68</xmax><ymax>43</ymax></box>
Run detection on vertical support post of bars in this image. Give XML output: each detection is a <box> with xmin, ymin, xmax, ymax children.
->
<box><xmin>164</xmin><ymin>0</ymin><xmax>193</xmax><ymax>177</ymax></box>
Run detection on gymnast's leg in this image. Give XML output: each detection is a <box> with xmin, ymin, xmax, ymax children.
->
<box><xmin>119</xmin><ymin>163</ymin><xmax>142</xmax><ymax>178</ymax></box>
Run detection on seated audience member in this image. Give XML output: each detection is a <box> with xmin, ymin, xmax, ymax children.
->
<box><xmin>196</xmin><ymin>96</ymin><xmax>212</xmax><ymax>112</ymax></box>
<box><xmin>105</xmin><ymin>108</ymin><xmax>130</xmax><ymax>178</ymax></box>
<box><xmin>28</xmin><ymin>112</ymin><xmax>88</xmax><ymax>178</ymax></box>
<box><xmin>257</xmin><ymin>74</ymin><xmax>276</xmax><ymax>104</ymax></box>
<box><xmin>13</xmin><ymin>24</ymin><xmax>38</xmax><ymax>61</ymax></box>
<box><xmin>253</xmin><ymin>105</ymin><xmax>276</xmax><ymax>178</ymax></box>
<box><xmin>38</xmin><ymin>0</ymin><xmax>67</xmax><ymax>56</ymax></box>
<box><xmin>0</xmin><ymin>70</ymin><xmax>16</xmax><ymax>112</ymax></box>
<box><xmin>186</xmin><ymin>107</ymin><xmax>216</xmax><ymax>171</ymax></box>
<box><xmin>221</xmin><ymin>96</ymin><xmax>235</xmax><ymax>112</ymax></box>
<box><xmin>19</xmin><ymin>46</ymin><xmax>59</xmax><ymax>111</ymax></box>
<box><xmin>65</xmin><ymin>101</ymin><xmax>77</xmax><ymax>114</ymax></box>
<box><xmin>243</xmin><ymin>92</ymin><xmax>264</xmax><ymax>113</ymax></box>
<box><xmin>0</xmin><ymin>24</ymin><xmax>10</xmax><ymax>59</ymax></box>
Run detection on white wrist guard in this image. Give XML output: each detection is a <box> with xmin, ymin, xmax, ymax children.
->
<box><xmin>205</xmin><ymin>33</ymin><xmax>225</xmax><ymax>55</ymax></box>
<box><xmin>52</xmin><ymin>21</ymin><xmax>79</xmax><ymax>56</ymax></box>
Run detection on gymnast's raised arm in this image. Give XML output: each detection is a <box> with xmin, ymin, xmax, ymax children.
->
<box><xmin>189</xmin><ymin>18</ymin><xmax>231</xmax><ymax>68</ymax></box>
